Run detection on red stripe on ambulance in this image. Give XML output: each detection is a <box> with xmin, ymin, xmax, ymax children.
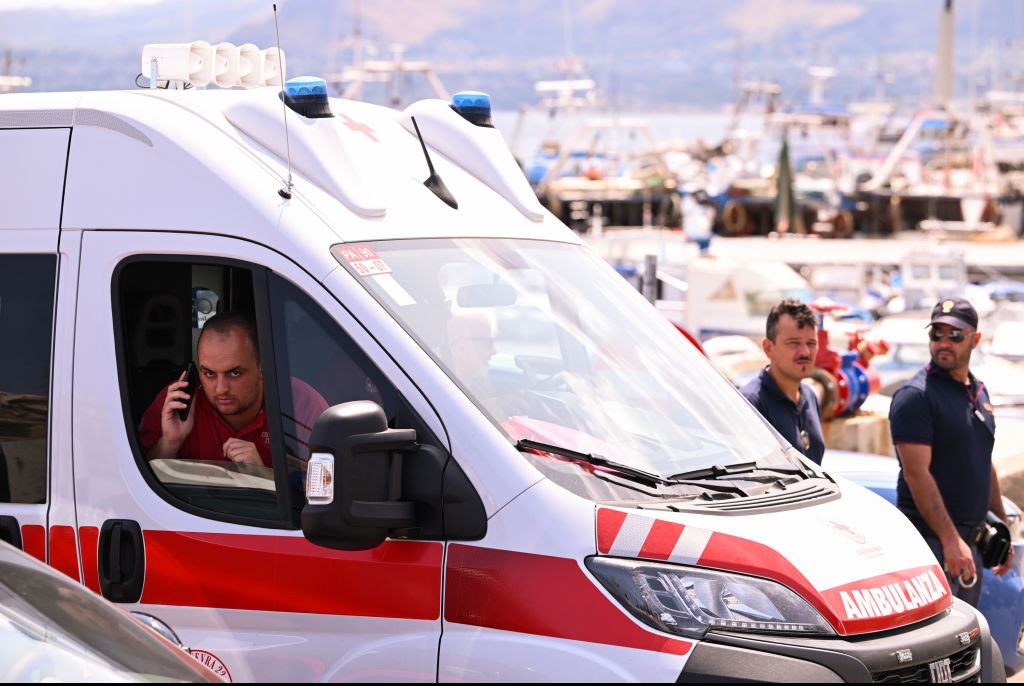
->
<box><xmin>50</xmin><ymin>524</ymin><xmax>81</xmax><ymax>582</ymax></box>
<box><xmin>22</xmin><ymin>523</ymin><xmax>46</xmax><ymax>563</ymax></box>
<box><xmin>85</xmin><ymin>529</ymin><xmax>444</xmax><ymax>618</ymax></box>
<box><xmin>445</xmin><ymin>544</ymin><xmax>691</xmax><ymax>655</ymax></box>
<box><xmin>596</xmin><ymin>508</ymin><xmax>949</xmax><ymax>635</ymax></box>
<box><xmin>823</xmin><ymin>565</ymin><xmax>951</xmax><ymax>633</ymax></box>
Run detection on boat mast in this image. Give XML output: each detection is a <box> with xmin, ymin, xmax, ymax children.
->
<box><xmin>935</xmin><ymin>0</ymin><xmax>954</xmax><ymax>108</ymax></box>
<box><xmin>323</xmin><ymin>0</ymin><xmax>448</xmax><ymax>107</ymax></box>
<box><xmin>0</xmin><ymin>50</ymin><xmax>31</xmax><ymax>94</ymax></box>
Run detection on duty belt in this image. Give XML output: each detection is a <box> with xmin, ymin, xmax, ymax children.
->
<box><xmin>899</xmin><ymin>508</ymin><xmax>984</xmax><ymax>547</ymax></box>
<box><xmin>955</xmin><ymin>521</ymin><xmax>987</xmax><ymax>547</ymax></box>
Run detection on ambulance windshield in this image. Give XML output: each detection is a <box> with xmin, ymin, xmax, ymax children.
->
<box><xmin>333</xmin><ymin>238</ymin><xmax>803</xmax><ymax>481</ymax></box>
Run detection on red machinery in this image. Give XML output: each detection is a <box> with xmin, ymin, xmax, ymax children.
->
<box><xmin>809</xmin><ymin>300</ymin><xmax>889</xmax><ymax>420</ymax></box>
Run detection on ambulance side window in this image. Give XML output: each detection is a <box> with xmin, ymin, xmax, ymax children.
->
<box><xmin>119</xmin><ymin>258</ymin><xmax>279</xmax><ymax>522</ymax></box>
<box><xmin>118</xmin><ymin>257</ymin><xmax>401</xmax><ymax>527</ymax></box>
<box><xmin>267</xmin><ymin>272</ymin><xmax>395</xmax><ymax>460</ymax></box>
<box><xmin>0</xmin><ymin>254</ymin><xmax>56</xmax><ymax>504</ymax></box>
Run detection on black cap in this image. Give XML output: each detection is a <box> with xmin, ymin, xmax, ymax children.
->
<box><xmin>929</xmin><ymin>296</ymin><xmax>978</xmax><ymax>330</ymax></box>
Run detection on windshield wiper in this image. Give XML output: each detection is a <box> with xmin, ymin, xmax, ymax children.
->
<box><xmin>516</xmin><ymin>438</ymin><xmax>665</xmax><ymax>486</ymax></box>
<box><xmin>669</xmin><ymin>462</ymin><xmax>811</xmax><ymax>482</ymax></box>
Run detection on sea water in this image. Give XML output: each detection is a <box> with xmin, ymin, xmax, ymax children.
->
<box><xmin>489</xmin><ymin>107</ymin><xmax>764</xmax><ymax>163</ymax></box>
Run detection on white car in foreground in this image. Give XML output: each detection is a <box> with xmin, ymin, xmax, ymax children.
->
<box><xmin>0</xmin><ymin>539</ymin><xmax>223</xmax><ymax>682</ymax></box>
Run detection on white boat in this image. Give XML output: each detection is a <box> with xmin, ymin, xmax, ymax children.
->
<box><xmin>584</xmin><ymin>227</ymin><xmax>812</xmax><ymax>342</ymax></box>
<box><xmin>516</xmin><ymin>71</ymin><xmax>680</xmax><ymax>231</ymax></box>
<box><xmin>704</xmin><ymin>71</ymin><xmax>869</xmax><ymax>238</ymax></box>
<box><xmin>0</xmin><ymin>51</ymin><xmax>32</xmax><ymax>94</ymax></box>
<box><xmin>853</xmin><ymin>107</ymin><xmax>1005</xmax><ymax>235</ymax></box>
<box><xmin>0</xmin><ymin>74</ymin><xmax>31</xmax><ymax>94</ymax></box>
<box><xmin>323</xmin><ymin>31</ymin><xmax>448</xmax><ymax>108</ymax></box>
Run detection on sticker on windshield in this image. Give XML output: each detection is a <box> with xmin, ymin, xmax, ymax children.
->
<box><xmin>333</xmin><ymin>245</ymin><xmax>392</xmax><ymax>276</ymax></box>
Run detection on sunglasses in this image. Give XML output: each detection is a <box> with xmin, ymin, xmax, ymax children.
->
<box><xmin>928</xmin><ymin>328</ymin><xmax>969</xmax><ymax>343</ymax></box>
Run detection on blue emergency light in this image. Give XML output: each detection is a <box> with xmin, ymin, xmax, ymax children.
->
<box><xmin>282</xmin><ymin>76</ymin><xmax>333</xmax><ymax>118</ymax></box>
<box><xmin>451</xmin><ymin>91</ymin><xmax>493</xmax><ymax>127</ymax></box>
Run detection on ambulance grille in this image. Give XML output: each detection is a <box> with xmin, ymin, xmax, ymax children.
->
<box><xmin>871</xmin><ymin>643</ymin><xmax>979</xmax><ymax>682</ymax></box>
<box><xmin>691</xmin><ymin>481</ymin><xmax>839</xmax><ymax>513</ymax></box>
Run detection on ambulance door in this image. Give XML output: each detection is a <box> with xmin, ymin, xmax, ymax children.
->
<box><xmin>0</xmin><ymin>249</ymin><xmax>59</xmax><ymax>558</ymax></box>
<box><xmin>73</xmin><ymin>230</ymin><xmax>446</xmax><ymax>683</ymax></box>
<box><xmin>0</xmin><ymin>126</ymin><xmax>70</xmax><ymax>568</ymax></box>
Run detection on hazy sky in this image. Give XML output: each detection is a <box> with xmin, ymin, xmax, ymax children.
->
<box><xmin>0</xmin><ymin>0</ymin><xmax>162</xmax><ymax>9</ymax></box>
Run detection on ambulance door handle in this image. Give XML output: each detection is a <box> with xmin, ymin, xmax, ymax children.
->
<box><xmin>98</xmin><ymin>519</ymin><xmax>145</xmax><ymax>603</ymax></box>
<box><xmin>0</xmin><ymin>515</ymin><xmax>22</xmax><ymax>549</ymax></box>
<box><xmin>109</xmin><ymin>522</ymin><xmax>123</xmax><ymax>584</ymax></box>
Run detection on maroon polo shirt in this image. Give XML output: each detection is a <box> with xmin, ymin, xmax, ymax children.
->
<box><xmin>139</xmin><ymin>385</ymin><xmax>272</xmax><ymax>466</ymax></box>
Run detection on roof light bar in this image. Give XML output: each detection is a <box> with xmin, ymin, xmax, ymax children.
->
<box><xmin>141</xmin><ymin>42</ymin><xmax>287</xmax><ymax>89</ymax></box>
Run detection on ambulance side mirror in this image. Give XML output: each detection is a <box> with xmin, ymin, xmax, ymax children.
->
<box><xmin>301</xmin><ymin>400</ymin><xmax>417</xmax><ymax>550</ymax></box>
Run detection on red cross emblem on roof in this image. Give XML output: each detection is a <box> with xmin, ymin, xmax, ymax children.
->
<box><xmin>339</xmin><ymin>113</ymin><xmax>379</xmax><ymax>142</ymax></box>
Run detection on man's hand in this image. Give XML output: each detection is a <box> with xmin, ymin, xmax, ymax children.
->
<box><xmin>942</xmin><ymin>537</ymin><xmax>977</xmax><ymax>584</ymax></box>
<box><xmin>222</xmin><ymin>437</ymin><xmax>263</xmax><ymax>466</ymax></box>
<box><xmin>993</xmin><ymin>543</ymin><xmax>1016</xmax><ymax>577</ymax></box>
<box><xmin>145</xmin><ymin>371</ymin><xmax>195</xmax><ymax>461</ymax></box>
<box><xmin>162</xmin><ymin>370</ymin><xmax>196</xmax><ymax>439</ymax></box>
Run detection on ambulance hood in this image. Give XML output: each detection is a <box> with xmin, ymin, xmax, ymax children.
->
<box><xmin>596</xmin><ymin>478</ymin><xmax>951</xmax><ymax>637</ymax></box>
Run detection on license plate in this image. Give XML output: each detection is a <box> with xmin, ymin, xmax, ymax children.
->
<box><xmin>928</xmin><ymin>657</ymin><xmax>952</xmax><ymax>683</ymax></box>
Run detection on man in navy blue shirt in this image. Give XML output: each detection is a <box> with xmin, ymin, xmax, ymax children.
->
<box><xmin>888</xmin><ymin>296</ymin><xmax>1014</xmax><ymax>607</ymax></box>
<box><xmin>740</xmin><ymin>298</ymin><xmax>825</xmax><ymax>464</ymax></box>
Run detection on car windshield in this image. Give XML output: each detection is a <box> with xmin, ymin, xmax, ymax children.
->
<box><xmin>334</xmin><ymin>238</ymin><xmax>801</xmax><ymax>481</ymax></box>
<box><xmin>0</xmin><ymin>546</ymin><xmax>217</xmax><ymax>682</ymax></box>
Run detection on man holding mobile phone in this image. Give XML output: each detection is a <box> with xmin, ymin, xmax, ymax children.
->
<box><xmin>138</xmin><ymin>311</ymin><xmax>326</xmax><ymax>467</ymax></box>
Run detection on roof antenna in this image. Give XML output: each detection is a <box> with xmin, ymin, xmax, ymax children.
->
<box><xmin>410</xmin><ymin>116</ymin><xmax>458</xmax><ymax>209</ymax></box>
<box><xmin>273</xmin><ymin>3</ymin><xmax>294</xmax><ymax>200</ymax></box>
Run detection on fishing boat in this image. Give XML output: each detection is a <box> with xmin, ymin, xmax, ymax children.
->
<box><xmin>323</xmin><ymin>42</ymin><xmax>449</xmax><ymax>107</ymax></box>
<box><xmin>852</xmin><ymin>107</ymin><xmax>1005</xmax><ymax>235</ymax></box>
<box><xmin>704</xmin><ymin>70</ymin><xmax>863</xmax><ymax>238</ymax></box>
<box><xmin>516</xmin><ymin>71</ymin><xmax>680</xmax><ymax>232</ymax></box>
<box><xmin>322</xmin><ymin>15</ymin><xmax>449</xmax><ymax>110</ymax></box>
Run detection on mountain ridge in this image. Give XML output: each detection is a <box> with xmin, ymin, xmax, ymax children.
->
<box><xmin>2</xmin><ymin>0</ymin><xmax>1022</xmax><ymax>111</ymax></box>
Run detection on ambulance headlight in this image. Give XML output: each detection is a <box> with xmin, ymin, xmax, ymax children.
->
<box><xmin>586</xmin><ymin>557</ymin><xmax>835</xmax><ymax>639</ymax></box>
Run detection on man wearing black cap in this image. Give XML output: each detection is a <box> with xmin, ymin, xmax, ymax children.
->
<box><xmin>888</xmin><ymin>296</ymin><xmax>1014</xmax><ymax>607</ymax></box>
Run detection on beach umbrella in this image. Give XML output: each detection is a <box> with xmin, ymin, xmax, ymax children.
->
<box><xmin>774</xmin><ymin>134</ymin><xmax>805</xmax><ymax>234</ymax></box>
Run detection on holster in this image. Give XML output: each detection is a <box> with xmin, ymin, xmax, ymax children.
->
<box><xmin>975</xmin><ymin>513</ymin><xmax>1012</xmax><ymax>569</ymax></box>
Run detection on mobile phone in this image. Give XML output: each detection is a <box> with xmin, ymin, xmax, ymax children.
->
<box><xmin>178</xmin><ymin>361</ymin><xmax>199</xmax><ymax>421</ymax></box>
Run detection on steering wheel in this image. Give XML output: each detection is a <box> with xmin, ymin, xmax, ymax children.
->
<box><xmin>514</xmin><ymin>354</ymin><xmax>563</xmax><ymax>386</ymax></box>
<box><xmin>535</xmin><ymin>370</ymin><xmax>577</xmax><ymax>392</ymax></box>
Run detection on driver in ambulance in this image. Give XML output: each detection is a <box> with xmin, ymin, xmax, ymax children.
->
<box><xmin>446</xmin><ymin>311</ymin><xmax>497</xmax><ymax>398</ymax></box>
<box><xmin>139</xmin><ymin>311</ymin><xmax>327</xmax><ymax>467</ymax></box>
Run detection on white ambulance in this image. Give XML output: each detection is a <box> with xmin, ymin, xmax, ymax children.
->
<box><xmin>0</xmin><ymin>41</ymin><xmax>1005</xmax><ymax>682</ymax></box>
